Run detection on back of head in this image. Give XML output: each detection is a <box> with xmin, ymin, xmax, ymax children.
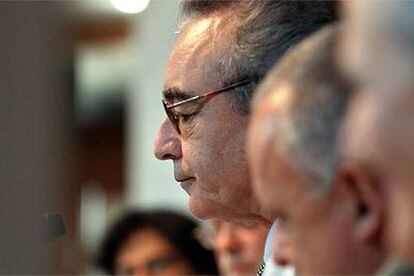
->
<box><xmin>340</xmin><ymin>2</ymin><xmax>414</xmax><ymax>265</ymax></box>
<box><xmin>342</xmin><ymin>1</ymin><xmax>414</xmax><ymax>94</ymax></box>
<box><xmin>179</xmin><ymin>0</ymin><xmax>338</xmax><ymax>114</ymax></box>
<box><xmin>254</xmin><ymin>25</ymin><xmax>352</xmax><ymax>189</ymax></box>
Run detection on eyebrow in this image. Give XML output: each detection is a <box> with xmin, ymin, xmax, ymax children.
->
<box><xmin>162</xmin><ymin>87</ymin><xmax>196</xmax><ymax>102</ymax></box>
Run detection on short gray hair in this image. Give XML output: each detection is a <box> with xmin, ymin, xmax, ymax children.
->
<box><xmin>344</xmin><ymin>1</ymin><xmax>414</xmax><ymax>95</ymax></box>
<box><xmin>179</xmin><ymin>0</ymin><xmax>337</xmax><ymax>115</ymax></box>
<box><xmin>254</xmin><ymin>25</ymin><xmax>352</xmax><ymax>189</ymax></box>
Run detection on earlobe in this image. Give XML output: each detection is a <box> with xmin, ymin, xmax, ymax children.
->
<box><xmin>337</xmin><ymin>162</ymin><xmax>384</xmax><ymax>246</ymax></box>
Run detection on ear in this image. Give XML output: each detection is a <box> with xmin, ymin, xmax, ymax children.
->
<box><xmin>336</xmin><ymin>161</ymin><xmax>384</xmax><ymax>246</ymax></box>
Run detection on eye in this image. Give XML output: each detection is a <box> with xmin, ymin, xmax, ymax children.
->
<box><xmin>175</xmin><ymin>103</ymin><xmax>200</xmax><ymax>124</ymax></box>
<box><xmin>178</xmin><ymin>112</ymin><xmax>196</xmax><ymax>123</ymax></box>
<box><xmin>174</xmin><ymin>100</ymin><xmax>201</xmax><ymax>115</ymax></box>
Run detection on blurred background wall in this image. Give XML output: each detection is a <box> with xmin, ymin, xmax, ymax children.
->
<box><xmin>0</xmin><ymin>0</ymin><xmax>189</xmax><ymax>273</ymax></box>
<box><xmin>127</xmin><ymin>0</ymin><xmax>188</xmax><ymax>211</ymax></box>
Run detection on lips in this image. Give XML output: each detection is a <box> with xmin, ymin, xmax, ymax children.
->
<box><xmin>177</xmin><ymin>177</ymin><xmax>194</xmax><ymax>195</ymax></box>
<box><xmin>174</xmin><ymin>165</ymin><xmax>195</xmax><ymax>194</ymax></box>
<box><xmin>175</xmin><ymin>176</ymin><xmax>191</xmax><ymax>182</ymax></box>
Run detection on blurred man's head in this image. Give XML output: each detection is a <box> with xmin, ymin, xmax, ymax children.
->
<box><xmin>202</xmin><ymin>220</ymin><xmax>267</xmax><ymax>276</ymax></box>
<box><xmin>98</xmin><ymin>211</ymin><xmax>218</xmax><ymax>275</ymax></box>
<box><xmin>339</xmin><ymin>1</ymin><xmax>414</xmax><ymax>263</ymax></box>
<box><xmin>154</xmin><ymin>0</ymin><xmax>336</xmax><ymax>223</ymax></box>
<box><xmin>248</xmin><ymin>25</ymin><xmax>385</xmax><ymax>274</ymax></box>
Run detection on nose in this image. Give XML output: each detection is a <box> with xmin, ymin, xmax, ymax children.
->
<box><xmin>154</xmin><ymin>118</ymin><xmax>182</xmax><ymax>160</ymax></box>
<box><xmin>272</xmin><ymin>225</ymin><xmax>292</xmax><ymax>266</ymax></box>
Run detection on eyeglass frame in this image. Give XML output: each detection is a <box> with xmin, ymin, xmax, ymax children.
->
<box><xmin>162</xmin><ymin>78</ymin><xmax>255</xmax><ymax>134</ymax></box>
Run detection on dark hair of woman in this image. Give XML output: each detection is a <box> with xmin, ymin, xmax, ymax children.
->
<box><xmin>97</xmin><ymin>210</ymin><xmax>218</xmax><ymax>275</ymax></box>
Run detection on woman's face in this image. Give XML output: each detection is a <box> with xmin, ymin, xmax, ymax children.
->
<box><xmin>115</xmin><ymin>228</ymin><xmax>195</xmax><ymax>276</ymax></box>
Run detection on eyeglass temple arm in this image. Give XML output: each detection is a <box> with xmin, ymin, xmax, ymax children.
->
<box><xmin>166</xmin><ymin>78</ymin><xmax>255</xmax><ymax>109</ymax></box>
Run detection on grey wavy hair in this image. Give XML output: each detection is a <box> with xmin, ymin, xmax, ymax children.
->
<box><xmin>178</xmin><ymin>0</ymin><xmax>337</xmax><ymax>115</ymax></box>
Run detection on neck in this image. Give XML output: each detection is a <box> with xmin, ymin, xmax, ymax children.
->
<box><xmin>248</xmin><ymin>198</ymin><xmax>274</xmax><ymax>227</ymax></box>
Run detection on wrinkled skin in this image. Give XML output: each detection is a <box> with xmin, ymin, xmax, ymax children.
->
<box><xmin>154</xmin><ymin>11</ymin><xmax>266</xmax><ymax>224</ymax></box>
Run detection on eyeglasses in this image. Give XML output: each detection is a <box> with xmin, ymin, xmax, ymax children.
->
<box><xmin>162</xmin><ymin>78</ymin><xmax>254</xmax><ymax>134</ymax></box>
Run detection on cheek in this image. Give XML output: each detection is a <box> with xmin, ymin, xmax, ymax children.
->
<box><xmin>386</xmin><ymin>181</ymin><xmax>414</xmax><ymax>254</ymax></box>
<box><xmin>182</xmin><ymin>142</ymin><xmax>212</xmax><ymax>168</ymax></box>
<box><xmin>295</xmin><ymin>206</ymin><xmax>354</xmax><ymax>272</ymax></box>
<box><xmin>289</xmin><ymin>206</ymin><xmax>328</xmax><ymax>256</ymax></box>
<box><xmin>256</xmin><ymin>173</ymin><xmax>291</xmax><ymax>213</ymax></box>
<box><xmin>196</xmin><ymin>137</ymin><xmax>246</xmax><ymax>181</ymax></box>
<box><xmin>181</xmin><ymin>138</ymin><xmax>217</xmax><ymax>176</ymax></box>
<box><xmin>163</xmin><ymin>262</ymin><xmax>194</xmax><ymax>275</ymax></box>
<box><xmin>182</xmin><ymin>110</ymin><xmax>250</xmax><ymax>197</ymax></box>
<box><xmin>243</xmin><ymin>233</ymin><xmax>266</xmax><ymax>253</ymax></box>
<box><xmin>182</xmin><ymin>120</ymin><xmax>231</xmax><ymax>168</ymax></box>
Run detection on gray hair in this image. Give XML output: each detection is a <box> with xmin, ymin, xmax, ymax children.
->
<box><xmin>345</xmin><ymin>1</ymin><xmax>414</xmax><ymax>95</ymax></box>
<box><xmin>254</xmin><ymin>25</ymin><xmax>352</xmax><ymax>189</ymax></box>
<box><xmin>356</xmin><ymin>1</ymin><xmax>414</xmax><ymax>50</ymax></box>
<box><xmin>179</xmin><ymin>0</ymin><xmax>337</xmax><ymax>115</ymax></box>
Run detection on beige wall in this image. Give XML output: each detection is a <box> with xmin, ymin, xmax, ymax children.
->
<box><xmin>0</xmin><ymin>2</ymin><xmax>72</xmax><ymax>273</ymax></box>
<box><xmin>127</xmin><ymin>0</ymin><xmax>189</xmax><ymax>213</ymax></box>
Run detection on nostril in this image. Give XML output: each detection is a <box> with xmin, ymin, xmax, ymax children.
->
<box><xmin>154</xmin><ymin>119</ymin><xmax>183</xmax><ymax>160</ymax></box>
<box><xmin>163</xmin><ymin>153</ymin><xmax>179</xmax><ymax>160</ymax></box>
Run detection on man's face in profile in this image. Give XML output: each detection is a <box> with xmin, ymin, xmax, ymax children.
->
<box><xmin>248</xmin><ymin>93</ymin><xmax>364</xmax><ymax>275</ymax></box>
<box><xmin>154</xmin><ymin>13</ymin><xmax>257</xmax><ymax>222</ymax></box>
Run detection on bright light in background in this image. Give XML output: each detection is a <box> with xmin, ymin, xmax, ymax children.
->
<box><xmin>110</xmin><ymin>0</ymin><xmax>150</xmax><ymax>14</ymax></box>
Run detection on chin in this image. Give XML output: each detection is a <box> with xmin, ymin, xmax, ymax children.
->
<box><xmin>188</xmin><ymin>205</ymin><xmax>210</xmax><ymax>220</ymax></box>
<box><xmin>188</xmin><ymin>193</ymin><xmax>223</xmax><ymax>220</ymax></box>
<box><xmin>188</xmin><ymin>196</ymin><xmax>211</xmax><ymax>220</ymax></box>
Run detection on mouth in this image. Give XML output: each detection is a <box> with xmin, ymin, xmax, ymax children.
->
<box><xmin>177</xmin><ymin>177</ymin><xmax>194</xmax><ymax>195</ymax></box>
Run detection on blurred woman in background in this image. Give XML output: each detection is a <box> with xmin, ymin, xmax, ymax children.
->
<box><xmin>97</xmin><ymin>210</ymin><xmax>218</xmax><ymax>275</ymax></box>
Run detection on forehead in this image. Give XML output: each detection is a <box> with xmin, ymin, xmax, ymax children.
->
<box><xmin>248</xmin><ymin>90</ymin><xmax>315</xmax><ymax>213</ymax></box>
<box><xmin>249</xmin><ymin>111</ymin><xmax>286</xmax><ymax>211</ymax></box>
<box><xmin>248</xmin><ymin>86</ymin><xmax>294</xmax><ymax>176</ymax></box>
<box><xmin>164</xmin><ymin>13</ymin><xmax>234</xmax><ymax>96</ymax></box>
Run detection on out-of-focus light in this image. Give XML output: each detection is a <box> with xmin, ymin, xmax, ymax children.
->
<box><xmin>110</xmin><ymin>0</ymin><xmax>150</xmax><ymax>14</ymax></box>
